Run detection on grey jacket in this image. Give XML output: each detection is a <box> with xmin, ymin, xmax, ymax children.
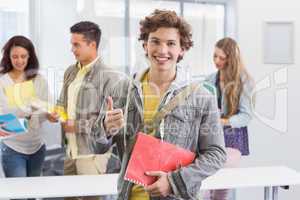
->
<box><xmin>91</xmin><ymin>66</ymin><xmax>226</xmax><ymax>200</ymax></box>
<box><xmin>57</xmin><ymin>58</ymin><xmax>122</xmax><ymax>155</ymax></box>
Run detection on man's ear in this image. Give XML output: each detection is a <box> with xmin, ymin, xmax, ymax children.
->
<box><xmin>143</xmin><ymin>42</ymin><xmax>149</xmax><ymax>57</ymax></box>
<box><xmin>180</xmin><ymin>48</ymin><xmax>186</xmax><ymax>57</ymax></box>
<box><xmin>89</xmin><ymin>40</ymin><xmax>97</xmax><ymax>49</ymax></box>
<box><xmin>143</xmin><ymin>42</ymin><xmax>147</xmax><ymax>50</ymax></box>
<box><xmin>177</xmin><ymin>48</ymin><xmax>186</xmax><ymax>63</ymax></box>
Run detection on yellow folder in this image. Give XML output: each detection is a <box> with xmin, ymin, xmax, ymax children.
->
<box><xmin>4</xmin><ymin>81</ymin><xmax>68</xmax><ymax>122</ymax></box>
<box><xmin>30</xmin><ymin>99</ymin><xmax>68</xmax><ymax>122</ymax></box>
<box><xmin>49</xmin><ymin>105</ymin><xmax>68</xmax><ymax>122</ymax></box>
<box><xmin>4</xmin><ymin>80</ymin><xmax>36</xmax><ymax>108</ymax></box>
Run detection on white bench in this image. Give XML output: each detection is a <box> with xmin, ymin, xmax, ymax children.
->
<box><xmin>0</xmin><ymin>166</ymin><xmax>300</xmax><ymax>200</ymax></box>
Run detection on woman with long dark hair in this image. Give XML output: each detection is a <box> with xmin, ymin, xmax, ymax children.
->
<box><xmin>0</xmin><ymin>35</ymin><xmax>49</xmax><ymax>178</ymax></box>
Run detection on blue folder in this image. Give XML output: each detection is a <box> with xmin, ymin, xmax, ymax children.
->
<box><xmin>0</xmin><ymin>113</ymin><xmax>28</xmax><ymax>134</ymax></box>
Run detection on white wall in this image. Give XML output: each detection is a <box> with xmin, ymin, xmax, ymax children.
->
<box><xmin>236</xmin><ymin>0</ymin><xmax>300</xmax><ymax>199</ymax></box>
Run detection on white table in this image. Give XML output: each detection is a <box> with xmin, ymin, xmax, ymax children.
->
<box><xmin>0</xmin><ymin>173</ymin><xmax>118</xmax><ymax>199</ymax></box>
<box><xmin>201</xmin><ymin>166</ymin><xmax>300</xmax><ymax>200</ymax></box>
<box><xmin>0</xmin><ymin>166</ymin><xmax>299</xmax><ymax>200</ymax></box>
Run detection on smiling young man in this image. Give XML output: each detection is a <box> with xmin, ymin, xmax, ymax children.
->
<box><xmin>48</xmin><ymin>21</ymin><xmax>122</xmax><ymax>200</ymax></box>
<box><xmin>90</xmin><ymin>10</ymin><xmax>226</xmax><ymax>200</ymax></box>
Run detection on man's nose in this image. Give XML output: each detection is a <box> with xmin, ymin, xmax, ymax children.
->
<box><xmin>157</xmin><ymin>43</ymin><xmax>168</xmax><ymax>54</ymax></box>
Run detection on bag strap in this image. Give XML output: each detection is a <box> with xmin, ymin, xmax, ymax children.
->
<box><xmin>147</xmin><ymin>83</ymin><xmax>200</xmax><ymax>132</ymax></box>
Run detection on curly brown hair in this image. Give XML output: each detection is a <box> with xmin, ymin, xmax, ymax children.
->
<box><xmin>138</xmin><ymin>9</ymin><xmax>193</xmax><ymax>62</ymax></box>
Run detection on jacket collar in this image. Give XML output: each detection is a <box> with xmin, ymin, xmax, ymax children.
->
<box><xmin>132</xmin><ymin>65</ymin><xmax>192</xmax><ymax>92</ymax></box>
<box><xmin>76</xmin><ymin>56</ymin><xmax>103</xmax><ymax>82</ymax></box>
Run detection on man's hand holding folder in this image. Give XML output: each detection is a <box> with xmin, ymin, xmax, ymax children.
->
<box><xmin>144</xmin><ymin>171</ymin><xmax>172</xmax><ymax>197</ymax></box>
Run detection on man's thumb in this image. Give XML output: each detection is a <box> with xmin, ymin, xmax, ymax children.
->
<box><xmin>107</xmin><ymin>96</ymin><xmax>114</xmax><ymax>111</ymax></box>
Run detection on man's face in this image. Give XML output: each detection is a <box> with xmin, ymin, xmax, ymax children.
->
<box><xmin>143</xmin><ymin>27</ymin><xmax>184</xmax><ymax>72</ymax></box>
<box><xmin>70</xmin><ymin>33</ymin><xmax>96</xmax><ymax>64</ymax></box>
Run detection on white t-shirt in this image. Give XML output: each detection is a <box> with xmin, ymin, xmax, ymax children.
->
<box><xmin>0</xmin><ymin>73</ymin><xmax>49</xmax><ymax>154</ymax></box>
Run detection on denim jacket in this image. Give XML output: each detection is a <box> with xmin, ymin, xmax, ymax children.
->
<box><xmin>90</xmin><ymin>66</ymin><xmax>226</xmax><ymax>200</ymax></box>
<box><xmin>205</xmin><ymin>72</ymin><xmax>254</xmax><ymax>128</ymax></box>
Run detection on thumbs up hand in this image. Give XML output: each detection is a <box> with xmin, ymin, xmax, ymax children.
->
<box><xmin>107</xmin><ymin>96</ymin><xmax>114</xmax><ymax>111</ymax></box>
<box><xmin>104</xmin><ymin>96</ymin><xmax>124</xmax><ymax>136</ymax></box>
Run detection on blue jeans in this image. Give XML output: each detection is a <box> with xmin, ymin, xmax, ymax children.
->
<box><xmin>1</xmin><ymin>143</ymin><xmax>46</xmax><ymax>177</ymax></box>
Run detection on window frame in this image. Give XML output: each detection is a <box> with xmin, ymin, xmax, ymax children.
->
<box><xmin>28</xmin><ymin>0</ymin><xmax>235</xmax><ymax>73</ymax></box>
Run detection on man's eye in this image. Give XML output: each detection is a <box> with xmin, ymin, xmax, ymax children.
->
<box><xmin>168</xmin><ymin>42</ymin><xmax>176</xmax><ymax>46</ymax></box>
<box><xmin>150</xmin><ymin>40</ymin><xmax>159</xmax><ymax>45</ymax></box>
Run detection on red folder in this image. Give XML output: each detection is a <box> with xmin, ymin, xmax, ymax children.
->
<box><xmin>124</xmin><ymin>132</ymin><xmax>196</xmax><ymax>186</ymax></box>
